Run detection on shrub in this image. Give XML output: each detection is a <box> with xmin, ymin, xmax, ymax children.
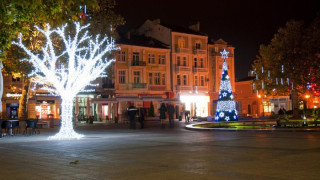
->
<box><xmin>148</xmin><ymin>102</ymin><xmax>155</xmax><ymax>117</ymax></box>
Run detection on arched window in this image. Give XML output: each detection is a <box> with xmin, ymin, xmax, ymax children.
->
<box><xmin>178</xmin><ymin>38</ymin><xmax>185</xmax><ymax>48</ymax></box>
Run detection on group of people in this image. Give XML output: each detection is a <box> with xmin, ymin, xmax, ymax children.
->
<box><xmin>127</xmin><ymin>103</ymin><xmax>176</xmax><ymax>129</ymax></box>
<box><xmin>159</xmin><ymin>103</ymin><xmax>175</xmax><ymax>128</ymax></box>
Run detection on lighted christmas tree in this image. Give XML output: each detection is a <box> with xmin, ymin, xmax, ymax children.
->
<box><xmin>215</xmin><ymin>49</ymin><xmax>238</xmax><ymax>121</ymax></box>
<box><xmin>12</xmin><ymin>22</ymin><xmax>115</xmax><ymax>139</ymax></box>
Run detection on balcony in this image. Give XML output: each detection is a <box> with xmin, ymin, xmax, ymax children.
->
<box><xmin>149</xmin><ymin>85</ymin><xmax>167</xmax><ymax>91</ymax></box>
<box><xmin>117</xmin><ymin>83</ymin><xmax>147</xmax><ymax>90</ymax></box>
<box><xmin>175</xmin><ymin>45</ymin><xmax>190</xmax><ymax>54</ymax></box>
<box><xmin>175</xmin><ymin>66</ymin><xmax>191</xmax><ymax>72</ymax></box>
<box><xmin>193</xmin><ymin>47</ymin><xmax>206</xmax><ymax>55</ymax></box>
<box><xmin>193</xmin><ymin>86</ymin><xmax>208</xmax><ymax>92</ymax></box>
<box><xmin>192</xmin><ymin>66</ymin><xmax>208</xmax><ymax>73</ymax></box>
<box><xmin>131</xmin><ymin>61</ymin><xmax>146</xmax><ymax>66</ymax></box>
<box><xmin>176</xmin><ymin>85</ymin><xmax>192</xmax><ymax>91</ymax></box>
<box><xmin>131</xmin><ymin>83</ymin><xmax>147</xmax><ymax>89</ymax></box>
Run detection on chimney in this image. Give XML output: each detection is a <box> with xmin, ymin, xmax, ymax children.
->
<box><xmin>189</xmin><ymin>21</ymin><xmax>200</xmax><ymax>32</ymax></box>
<box><xmin>153</xmin><ymin>19</ymin><xmax>160</xmax><ymax>24</ymax></box>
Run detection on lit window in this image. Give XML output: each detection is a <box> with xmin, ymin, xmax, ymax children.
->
<box><xmin>178</xmin><ymin>38</ymin><xmax>185</xmax><ymax>48</ymax></box>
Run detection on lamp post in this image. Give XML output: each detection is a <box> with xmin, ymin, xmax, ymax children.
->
<box><xmin>257</xmin><ymin>94</ymin><xmax>264</xmax><ymax>117</ymax></box>
<box><xmin>303</xmin><ymin>94</ymin><xmax>310</xmax><ymax>126</ymax></box>
<box><xmin>305</xmin><ymin>94</ymin><xmax>310</xmax><ymax>109</ymax></box>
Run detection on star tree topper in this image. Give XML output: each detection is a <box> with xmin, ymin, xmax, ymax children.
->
<box><xmin>220</xmin><ymin>49</ymin><xmax>229</xmax><ymax>59</ymax></box>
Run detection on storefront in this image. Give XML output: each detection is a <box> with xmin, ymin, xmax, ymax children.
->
<box><xmin>180</xmin><ymin>94</ymin><xmax>210</xmax><ymax>117</ymax></box>
<box><xmin>35</xmin><ymin>100</ymin><xmax>57</xmax><ymax>119</ymax></box>
<box><xmin>6</xmin><ymin>103</ymin><xmax>19</xmax><ymax>119</ymax></box>
<box><xmin>268</xmin><ymin>97</ymin><xmax>292</xmax><ymax>113</ymax></box>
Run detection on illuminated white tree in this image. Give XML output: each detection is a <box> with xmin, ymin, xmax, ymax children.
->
<box><xmin>12</xmin><ymin>22</ymin><xmax>115</xmax><ymax>140</ymax></box>
<box><xmin>215</xmin><ymin>49</ymin><xmax>238</xmax><ymax>121</ymax></box>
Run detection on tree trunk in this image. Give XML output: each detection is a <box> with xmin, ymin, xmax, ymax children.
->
<box><xmin>290</xmin><ymin>89</ymin><xmax>299</xmax><ymax>118</ymax></box>
<box><xmin>49</xmin><ymin>97</ymin><xmax>83</xmax><ymax>140</ymax></box>
<box><xmin>18</xmin><ymin>78</ymin><xmax>30</xmax><ymax>120</ymax></box>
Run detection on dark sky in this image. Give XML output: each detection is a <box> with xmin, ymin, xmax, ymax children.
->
<box><xmin>115</xmin><ymin>0</ymin><xmax>320</xmax><ymax>79</ymax></box>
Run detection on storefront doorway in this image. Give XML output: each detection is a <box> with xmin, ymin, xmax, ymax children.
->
<box><xmin>6</xmin><ymin>103</ymin><xmax>19</xmax><ymax>119</ymax></box>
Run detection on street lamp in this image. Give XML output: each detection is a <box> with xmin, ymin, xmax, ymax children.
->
<box><xmin>257</xmin><ymin>94</ymin><xmax>264</xmax><ymax>117</ymax></box>
<box><xmin>305</xmin><ymin>94</ymin><xmax>310</xmax><ymax>109</ymax></box>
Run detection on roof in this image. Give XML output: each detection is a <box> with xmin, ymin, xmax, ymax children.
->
<box><xmin>208</xmin><ymin>38</ymin><xmax>228</xmax><ymax>45</ymax></box>
<box><xmin>160</xmin><ymin>23</ymin><xmax>207</xmax><ymax>36</ymax></box>
<box><xmin>117</xmin><ymin>35</ymin><xmax>169</xmax><ymax>49</ymax></box>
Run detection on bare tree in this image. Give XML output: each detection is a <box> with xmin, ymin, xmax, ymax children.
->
<box><xmin>13</xmin><ymin>22</ymin><xmax>115</xmax><ymax>139</ymax></box>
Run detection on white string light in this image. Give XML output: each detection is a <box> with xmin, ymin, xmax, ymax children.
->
<box><xmin>13</xmin><ymin>22</ymin><xmax>116</xmax><ymax>140</ymax></box>
<box><xmin>215</xmin><ymin>49</ymin><xmax>238</xmax><ymax>121</ymax></box>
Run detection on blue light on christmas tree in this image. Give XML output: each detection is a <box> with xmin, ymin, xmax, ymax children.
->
<box><xmin>215</xmin><ymin>49</ymin><xmax>238</xmax><ymax>121</ymax></box>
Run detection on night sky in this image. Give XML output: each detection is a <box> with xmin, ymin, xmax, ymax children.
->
<box><xmin>115</xmin><ymin>0</ymin><xmax>320</xmax><ymax>79</ymax></box>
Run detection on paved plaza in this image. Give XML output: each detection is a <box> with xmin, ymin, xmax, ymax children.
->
<box><xmin>1</xmin><ymin>121</ymin><xmax>320</xmax><ymax>180</ymax></box>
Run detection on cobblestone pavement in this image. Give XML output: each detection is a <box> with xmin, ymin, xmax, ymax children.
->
<box><xmin>1</xmin><ymin>120</ymin><xmax>320</xmax><ymax>180</ymax></box>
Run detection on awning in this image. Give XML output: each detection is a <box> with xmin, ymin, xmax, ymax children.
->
<box><xmin>160</xmin><ymin>99</ymin><xmax>183</xmax><ymax>104</ymax></box>
<box><xmin>117</xmin><ymin>96</ymin><xmax>141</xmax><ymax>102</ymax></box>
<box><xmin>91</xmin><ymin>98</ymin><xmax>117</xmax><ymax>104</ymax></box>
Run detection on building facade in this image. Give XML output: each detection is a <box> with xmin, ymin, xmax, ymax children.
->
<box><xmin>1</xmin><ymin>19</ymin><xmax>237</xmax><ymax>122</ymax></box>
<box><xmin>137</xmin><ymin>19</ymin><xmax>236</xmax><ymax>118</ymax></box>
<box><xmin>1</xmin><ymin>74</ymin><xmax>61</xmax><ymax>124</ymax></box>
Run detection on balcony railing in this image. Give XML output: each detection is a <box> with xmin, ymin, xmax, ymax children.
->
<box><xmin>193</xmin><ymin>86</ymin><xmax>208</xmax><ymax>92</ymax></box>
<box><xmin>131</xmin><ymin>83</ymin><xmax>147</xmax><ymax>89</ymax></box>
<box><xmin>149</xmin><ymin>85</ymin><xmax>167</xmax><ymax>91</ymax></box>
<box><xmin>192</xmin><ymin>66</ymin><xmax>208</xmax><ymax>73</ymax></box>
<box><xmin>117</xmin><ymin>83</ymin><xmax>147</xmax><ymax>90</ymax></box>
<box><xmin>174</xmin><ymin>45</ymin><xmax>190</xmax><ymax>54</ymax></box>
<box><xmin>193</xmin><ymin>47</ymin><xmax>206</xmax><ymax>54</ymax></box>
<box><xmin>176</xmin><ymin>85</ymin><xmax>192</xmax><ymax>91</ymax></box>
<box><xmin>176</xmin><ymin>66</ymin><xmax>191</xmax><ymax>72</ymax></box>
<box><xmin>131</xmin><ymin>61</ymin><xmax>146</xmax><ymax>66</ymax></box>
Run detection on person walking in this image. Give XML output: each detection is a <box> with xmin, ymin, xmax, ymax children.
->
<box><xmin>159</xmin><ymin>103</ymin><xmax>167</xmax><ymax>128</ymax></box>
<box><xmin>127</xmin><ymin>105</ymin><xmax>138</xmax><ymax>129</ymax></box>
<box><xmin>185</xmin><ymin>110</ymin><xmax>190</xmax><ymax>124</ymax></box>
<box><xmin>168</xmin><ymin>103</ymin><xmax>175</xmax><ymax>128</ymax></box>
<box><xmin>139</xmin><ymin>108</ymin><xmax>145</xmax><ymax>129</ymax></box>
